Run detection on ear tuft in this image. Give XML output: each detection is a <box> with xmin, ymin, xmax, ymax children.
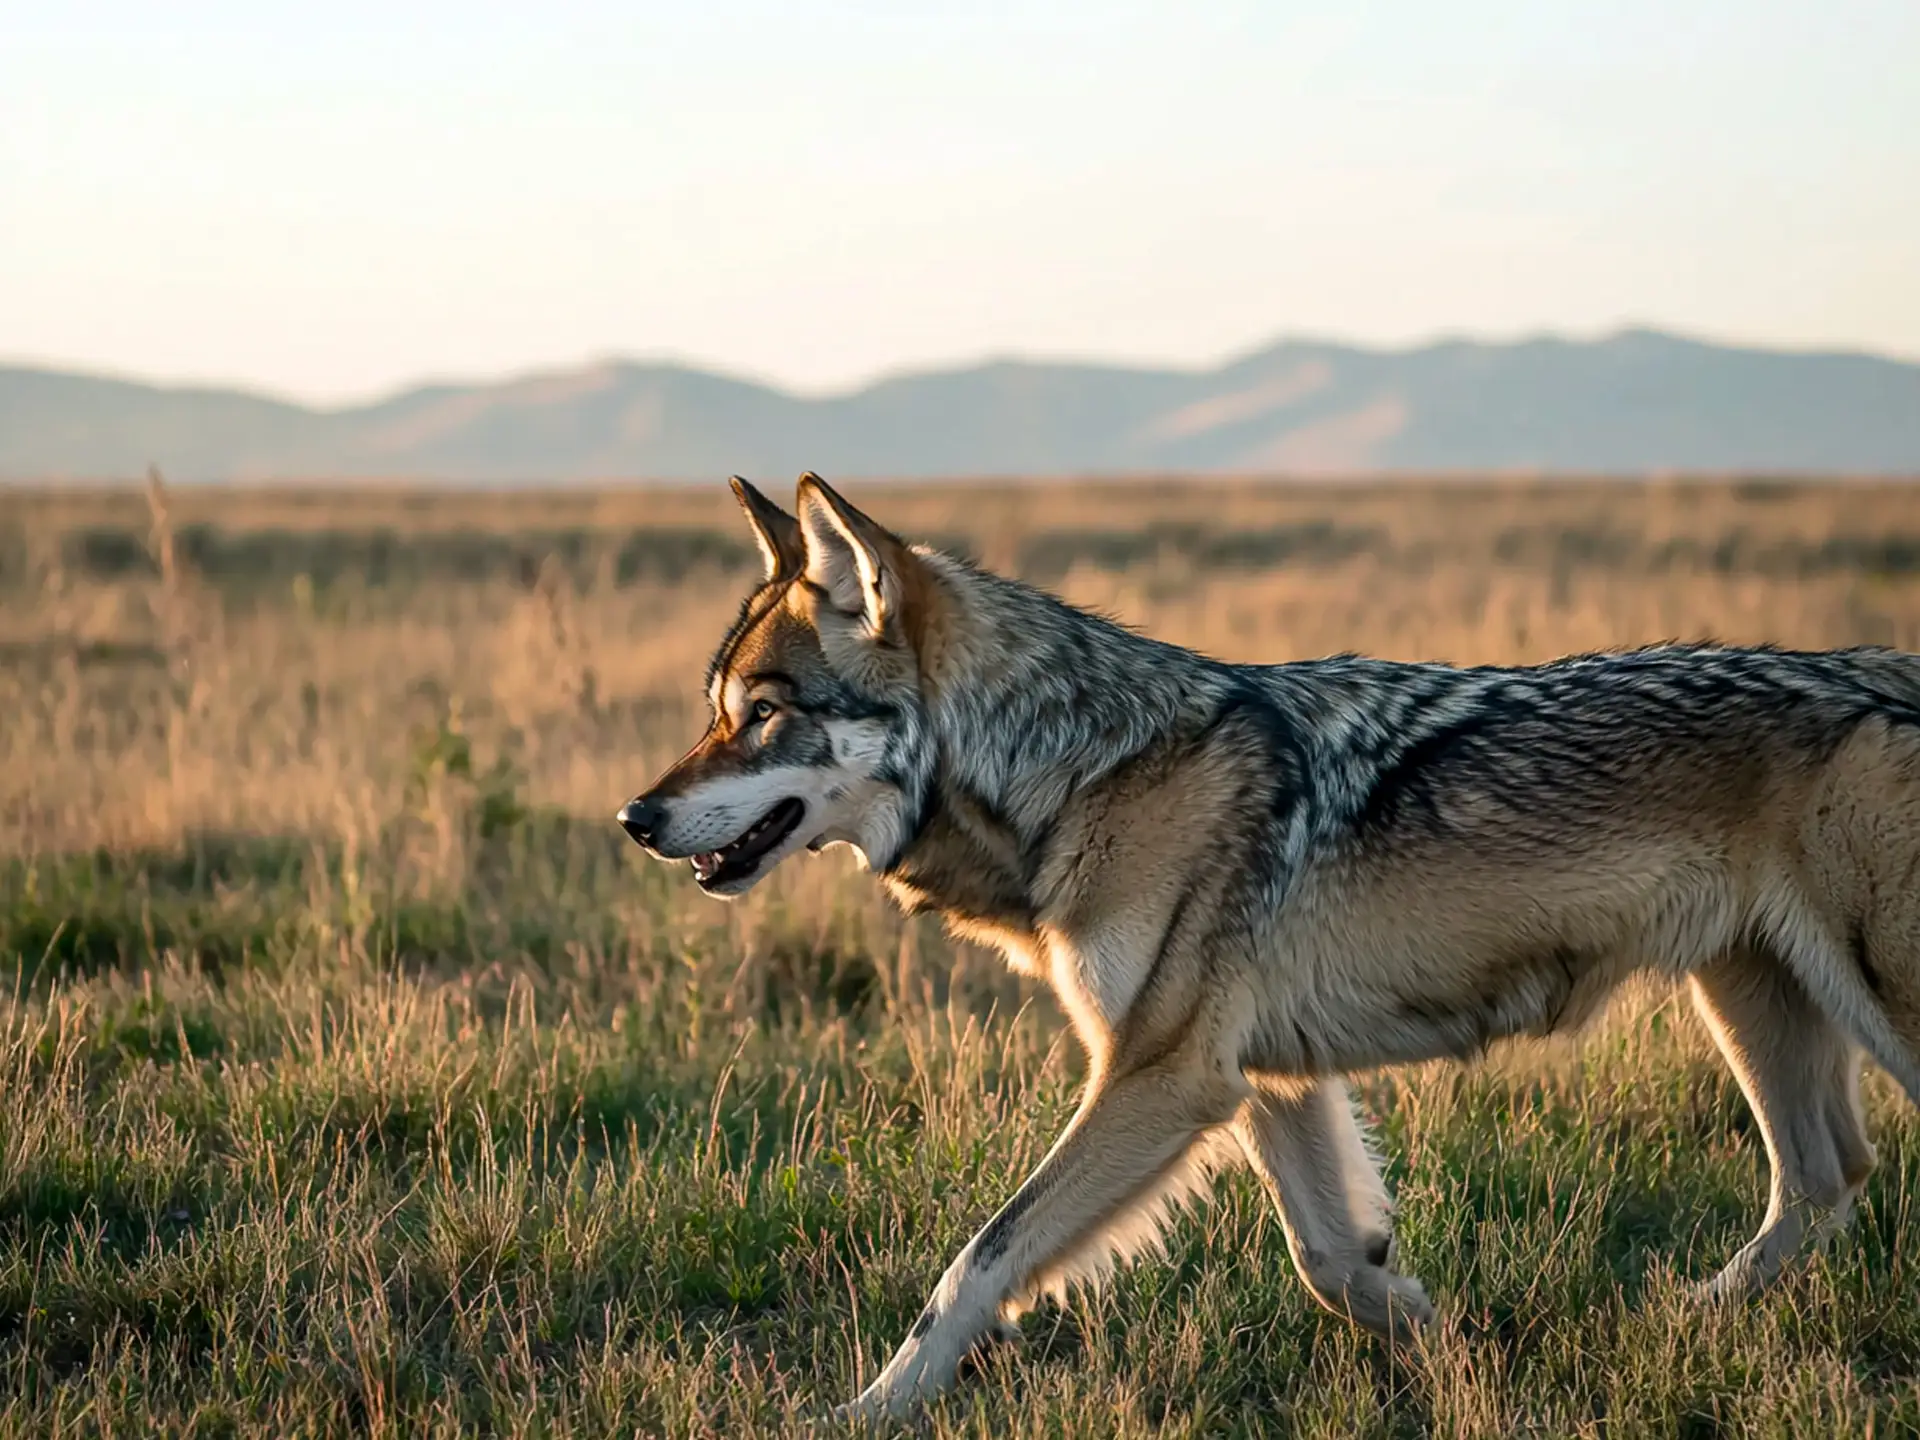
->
<box><xmin>731</xmin><ymin>475</ymin><xmax>804</xmax><ymax>581</ymax></box>
<box><xmin>795</xmin><ymin>473</ymin><xmax>900</xmax><ymax>634</ymax></box>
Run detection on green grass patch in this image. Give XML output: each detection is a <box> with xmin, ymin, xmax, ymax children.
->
<box><xmin>2</xmin><ymin>833</ymin><xmax>1918</xmax><ymax>1438</ymax></box>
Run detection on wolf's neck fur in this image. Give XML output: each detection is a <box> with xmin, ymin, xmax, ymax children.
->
<box><xmin>881</xmin><ymin>551</ymin><xmax>1231</xmax><ymax>933</ymax></box>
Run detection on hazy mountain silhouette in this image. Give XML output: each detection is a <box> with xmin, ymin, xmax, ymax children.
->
<box><xmin>5</xmin><ymin>328</ymin><xmax>1919</xmax><ymax>481</ymax></box>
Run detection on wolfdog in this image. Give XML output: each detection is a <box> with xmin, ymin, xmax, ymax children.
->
<box><xmin>618</xmin><ymin>474</ymin><xmax>1920</xmax><ymax>1421</ymax></box>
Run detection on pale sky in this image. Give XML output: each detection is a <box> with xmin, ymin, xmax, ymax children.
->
<box><xmin>4</xmin><ymin>0</ymin><xmax>1918</xmax><ymax>406</ymax></box>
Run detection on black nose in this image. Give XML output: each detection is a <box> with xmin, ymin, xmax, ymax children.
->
<box><xmin>617</xmin><ymin>796</ymin><xmax>665</xmax><ymax>845</ymax></box>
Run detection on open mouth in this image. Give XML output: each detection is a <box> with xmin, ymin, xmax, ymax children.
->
<box><xmin>690</xmin><ymin>798</ymin><xmax>807</xmax><ymax>889</ymax></box>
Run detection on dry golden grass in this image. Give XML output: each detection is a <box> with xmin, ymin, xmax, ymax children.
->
<box><xmin>2</xmin><ymin>475</ymin><xmax>1919</xmax><ymax>1437</ymax></box>
<box><xmin>7</xmin><ymin>475</ymin><xmax>1917</xmax><ymax>857</ymax></box>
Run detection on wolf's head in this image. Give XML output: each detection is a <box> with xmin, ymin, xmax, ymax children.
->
<box><xmin>617</xmin><ymin>474</ymin><xmax>938</xmax><ymax>898</ymax></box>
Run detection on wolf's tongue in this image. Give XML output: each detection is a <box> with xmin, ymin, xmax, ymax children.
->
<box><xmin>692</xmin><ymin>852</ymin><xmax>722</xmax><ymax>879</ymax></box>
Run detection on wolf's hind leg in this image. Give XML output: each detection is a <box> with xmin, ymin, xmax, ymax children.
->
<box><xmin>1234</xmin><ymin>1075</ymin><xmax>1433</xmax><ymax>1340</ymax></box>
<box><xmin>1688</xmin><ymin>946</ymin><xmax>1876</xmax><ymax>1301</ymax></box>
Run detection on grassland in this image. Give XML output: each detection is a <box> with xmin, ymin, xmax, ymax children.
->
<box><xmin>3</xmin><ymin>474</ymin><xmax>1919</xmax><ymax>1438</ymax></box>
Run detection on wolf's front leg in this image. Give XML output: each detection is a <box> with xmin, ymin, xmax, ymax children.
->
<box><xmin>835</xmin><ymin>1062</ymin><xmax>1241</xmax><ymax>1422</ymax></box>
<box><xmin>1234</xmin><ymin>1075</ymin><xmax>1433</xmax><ymax>1341</ymax></box>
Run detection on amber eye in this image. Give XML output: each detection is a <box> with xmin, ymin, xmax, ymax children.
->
<box><xmin>752</xmin><ymin>699</ymin><xmax>777</xmax><ymax>723</ymax></box>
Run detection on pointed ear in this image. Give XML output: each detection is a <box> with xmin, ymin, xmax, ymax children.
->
<box><xmin>795</xmin><ymin>472</ymin><xmax>904</xmax><ymax>635</ymax></box>
<box><xmin>730</xmin><ymin>475</ymin><xmax>804</xmax><ymax>581</ymax></box>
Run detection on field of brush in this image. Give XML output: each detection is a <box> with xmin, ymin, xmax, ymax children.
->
<box><xmin>3</xmin><ymin>475</ymin><xmax>1920</xmax><ymax>1438</ymax></box>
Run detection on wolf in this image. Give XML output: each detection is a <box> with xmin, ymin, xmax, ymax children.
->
<box><xmin>617</xmin><ymin>473</ymin><xmax>1920</xmax><ymax>1421</ymax></box>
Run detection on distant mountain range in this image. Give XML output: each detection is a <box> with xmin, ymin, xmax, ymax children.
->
<box><xmin>4</xmin><ymin>328</ymin><xmax>1919</xmax><ymax>482</ymax></box>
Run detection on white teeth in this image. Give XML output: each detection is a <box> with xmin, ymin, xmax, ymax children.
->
<box><xmin>687</xmin><ymin>800</ymin><xmax>802</xmax><ymax>885</ymax></box>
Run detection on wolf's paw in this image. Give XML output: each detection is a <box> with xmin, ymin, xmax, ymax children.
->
<box><xmin>1683</xmin><ymin>1265</ymin><xmax>1757</xmax><ymax>1309</ymax></box>
<box><xmin>1378</xmin><ymin>1270</ymin><xmax>1437</xmax><ymax>1342</ymax></box>
<box><xmin>1323</xmin><ymin>1264</ymin><xmax>1436</xmax><ymax>1345</ymax></box>
<box><xmin>822</xmin><ymin>1387</ymin><xmax>921</xmax><ymax>1433</ymax></box>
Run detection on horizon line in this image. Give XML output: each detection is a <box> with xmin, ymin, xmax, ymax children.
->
<box><xmin>5</xmin><ymin>319</ymin><xmax>1919</xmax><ymax>414</ymax></box>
